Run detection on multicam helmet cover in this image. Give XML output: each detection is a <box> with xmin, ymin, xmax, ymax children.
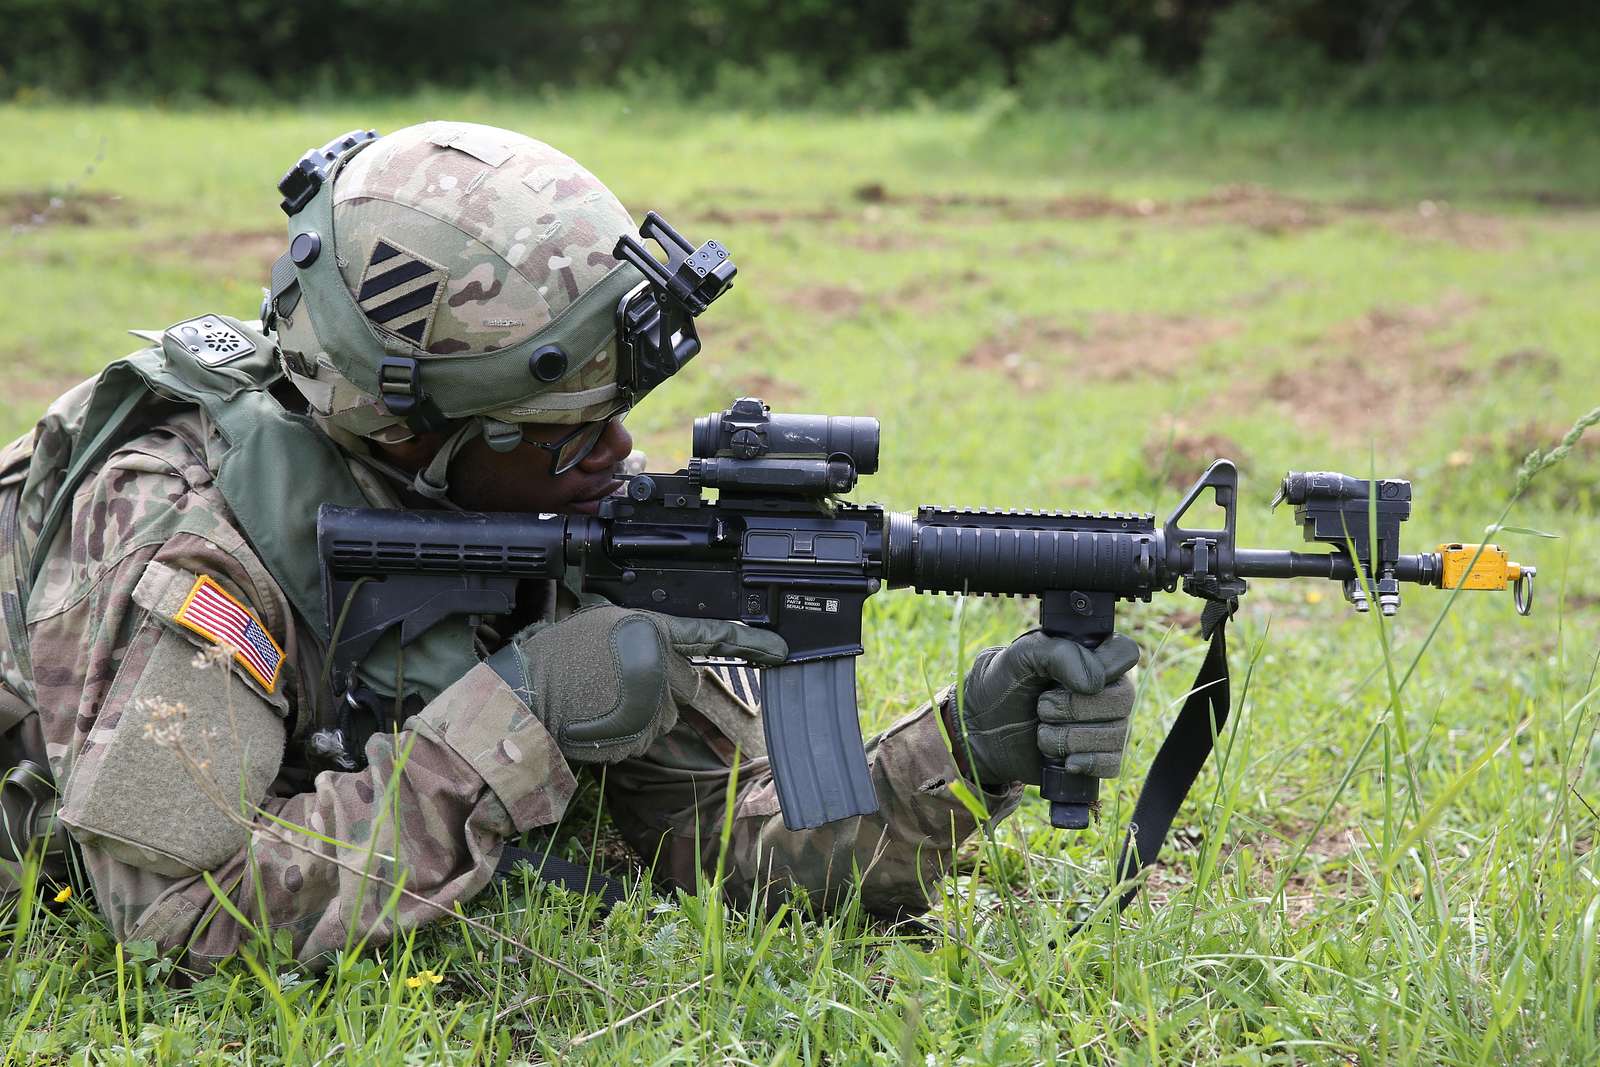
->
<box><xmin>273</xmin><ymin>121</ymin><xmax>638</xmax><ymax>444</ymax></box>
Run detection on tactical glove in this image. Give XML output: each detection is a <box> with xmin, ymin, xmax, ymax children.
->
<box><xmin>950</xmin><ymin>631</ymin><xmax>1140</xmax><ymax>788</ymax></box>
<box><xmin>487</xmin><ymin>605</ymin><xmax>788</xmax><ymax>764</ymax></box>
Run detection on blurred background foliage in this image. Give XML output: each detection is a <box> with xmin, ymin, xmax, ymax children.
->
<box><xmin>1</xmin><ymin>0</ymin><xmax>1595</xmax><ymax>111</ymax></box>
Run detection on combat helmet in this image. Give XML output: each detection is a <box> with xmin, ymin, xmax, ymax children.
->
<box><xmin>263</xmin><ymin>122</ymin><xmax>734</xmax><ymax>496</ymax></box>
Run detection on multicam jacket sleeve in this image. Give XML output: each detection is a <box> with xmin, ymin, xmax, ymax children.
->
<box><xmin>29</xmin><ymin>410</ymin><xmax>576</xmax><ymax>969</ymax></box>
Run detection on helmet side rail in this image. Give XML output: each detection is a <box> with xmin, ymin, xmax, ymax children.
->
<box><xmin>316</xmin><ymin>397</ymin><xmax>1536</xmax><ymax>832</ymax></box>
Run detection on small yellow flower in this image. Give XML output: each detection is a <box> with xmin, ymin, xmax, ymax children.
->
<box><xmin>405</xmin><ymin>969</ymin><xmax>444</xmax><ymax>989</ymax></box>
<box><xmin>52</xmin><ymin>886</ymin><xmax>71</xmax><ymax>904</ymax></box>
<box><xmin>1304</xmin><ymin>588</ymin><xmax>1325</xmax><ymax>605</ymax></box>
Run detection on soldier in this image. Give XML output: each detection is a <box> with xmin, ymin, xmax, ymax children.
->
<box><xmin>0</xmin><ymin>122</ymin><xmax>1138</xmax><ymax>970</ymax></box>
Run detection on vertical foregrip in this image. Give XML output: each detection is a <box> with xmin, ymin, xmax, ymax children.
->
<box><xmin>758</xmin><ymin>657</ymin><xmax>880</xmax><ymax>831</ymax></box>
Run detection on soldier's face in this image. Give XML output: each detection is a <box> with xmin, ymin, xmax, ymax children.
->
<box><xmin>447</xmin><ymin>417</ymin><xmax>633</xmax><ymax>514</ymax></box>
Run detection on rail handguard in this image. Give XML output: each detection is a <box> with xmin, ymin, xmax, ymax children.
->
<box><xmin>317</xmin><ymin>397</ymin><xmax>1536</xmax><ymax>832</ymax></box>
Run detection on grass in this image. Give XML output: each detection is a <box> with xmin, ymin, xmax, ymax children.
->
<box><xmin>1</xmin><ymin>93</ymin><xmax>1597</xmax><ymax>1063</ymax></box>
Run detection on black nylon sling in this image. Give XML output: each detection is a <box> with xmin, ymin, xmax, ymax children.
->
<box><xmin>1112</xmin><ymin>608</ymin><xmax>1234</xmax><ymax>912</ymax></box>
<box><xmin>494</xmin><ymin>844</ymin><xmax>628</xmax><ymax>910</ymax></box>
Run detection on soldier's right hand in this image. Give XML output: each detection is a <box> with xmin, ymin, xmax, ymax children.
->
<box><xmin>486</xmin><ymin>605</ymin><xmax>788</xmax><ymax>764</ymax></box>
<box><xmin>950</xmin><ymin>630</ymin><xmax>1140</xmax><ymax>787</ymax></box>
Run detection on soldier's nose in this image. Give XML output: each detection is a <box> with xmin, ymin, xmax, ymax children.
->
<box><xmin>578</xmin><ymin>419</ymin><xmax>633</xmax><ymax>473</ymax></box>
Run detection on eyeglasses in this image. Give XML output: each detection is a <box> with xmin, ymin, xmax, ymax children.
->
<box><xmin>523</xmin><ymin>404</ymin><xmax>629</xmax><ymax>476</ymax></box>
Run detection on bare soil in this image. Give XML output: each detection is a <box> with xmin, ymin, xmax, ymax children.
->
<box><xmin>695</xmin><ymin>207</ymin><xmax>842</xmax><ymax>226</ymax></box>
<box><xmin>892</xmin><ymin>270</ymin><xmax>991</xmax><ymax>315</ymax></box>
<box><xmin>4</xmin><ymin>190</ymin><xmax>130</xmax><ymax>231</ymax></box>
<box><xmin>1447</xmin><ymin>416</ymin><xmax>1600</xmax><ymax>499</ymax></box>
<box><xmin>685</xmin><ymin>183</ymin><xmax>1542</xmax><ymax>259</ymax></box>
<box><xmin>1237</xmin><ymin>292</ymin><xmax>1483</xmax><ymax>441</ymax></box>
<box><xmin>840</xmin><ymin>230</ymin><xmax>951</xmax><ymax>252</ymax></box>
<box><xmin>854</xmin><ymin>182</ymin><xmax>1329</xmax><ymax>234</ymax></box>
<box><xmin>155</xmin><ymin>229</ymin><xmax>285</xmax><ymax>281</ymax></box>
<box><xmin>783</xmin><ymin>284</ymin><xmax>868</xmax><ymax>319</ymax></box>
<box><xmin>706</xmin><ymin>369</ymin><xmax>805</xmax><ymax>407</ymax></box>
<box><xmin>963</xmin><ymin>311</ymin><xmax>1238</xmax><ymax>388</ymax></box>
<box><xmin>1491</xmin><ymin>347</ymin><xmax>1564</xmax><ymax>380</ymax></box>
<box><xmin>1144</xmin><ymin>816</ymin><xmax>1360</xmax><ymax>924</ymax></box>
<box><xmin>1143</xmin><ymin>422</ymin><xmax>1249</xmax><ymax>489</ymax></box>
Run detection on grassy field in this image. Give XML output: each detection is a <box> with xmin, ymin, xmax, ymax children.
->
<box><xmin>1</xmin><ymin>95</ymin><xmax>1598</xmax><ymax>1064</ymax></box>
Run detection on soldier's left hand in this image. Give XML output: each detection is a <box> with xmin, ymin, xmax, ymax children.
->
<box><xmin>948</xmin><ymin>631</ymin><xmax>1140</xmax><ymax>787</ymax></box>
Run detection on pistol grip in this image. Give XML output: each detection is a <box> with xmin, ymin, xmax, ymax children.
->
<box><xmin>759</xmin><ymin>657</ymin><xmax>879</xmax><ymax>831</ymax></box>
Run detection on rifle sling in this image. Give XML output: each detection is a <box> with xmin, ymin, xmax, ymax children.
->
<box><xmin>493</xmin><ymin>844</ymin><xmax>628</xmax><ymax>911</ymax></box>
<box><xmin>1113</xmin><ymin>618</ymin><xmax>1231</xmax><ymax>912</ymax></box>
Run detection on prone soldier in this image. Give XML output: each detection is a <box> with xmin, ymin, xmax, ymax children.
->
<box><xmin>0</xmin><ymin>122</ymin><xmax>1139</xmax><ymax>969</ymax></box>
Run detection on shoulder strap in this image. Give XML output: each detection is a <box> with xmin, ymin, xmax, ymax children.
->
<box><xmin>1112</xmin><ymin>611</ymin><xmax>1234</xmax><ymax>911</ymax></box>
<box><xmin>26</xmin><ymin>388</ymin><xmax>147</xmax><ymax>591</ymax></box>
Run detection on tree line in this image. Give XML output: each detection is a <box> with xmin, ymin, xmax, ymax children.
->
<box><xmin>2</xmin><ymin>0</ymin><xmax>1594</xmax><ymax>108</ymax></box>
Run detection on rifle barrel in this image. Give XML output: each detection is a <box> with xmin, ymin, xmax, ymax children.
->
<box><xmin>1233</xmin><ymin>549</ymin><xmax>1440</xmax><ymax>585</ymax></box>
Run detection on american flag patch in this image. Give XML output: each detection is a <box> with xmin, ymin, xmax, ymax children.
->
<box><xmin>175</xmin><ymin>576</ymin><xmax>285</xmax><ymax>693</ymax></box>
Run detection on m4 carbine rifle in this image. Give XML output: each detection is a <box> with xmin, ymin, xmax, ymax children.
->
<box><xmin>317</xmin><ymin>398</ymin><xmax>1535</xmax><ymax>887</ymax></box>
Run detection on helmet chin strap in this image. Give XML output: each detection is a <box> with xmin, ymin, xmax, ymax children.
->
<box><xmin>411</xmin><ymin>418</ymin><xmax>490</xmax><ymax>502</ymax></box>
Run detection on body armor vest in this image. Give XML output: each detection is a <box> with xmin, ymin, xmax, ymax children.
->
<box><xmin>11</xmin><ymin>315</ymin><xmax>480</xmax><ymax>727</ymax></box>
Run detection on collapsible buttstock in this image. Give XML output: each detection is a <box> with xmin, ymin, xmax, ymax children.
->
<box><xmin>759</xmin><ymin>657</ymin><xmax>879</xmax><ymax>830</ymax></box>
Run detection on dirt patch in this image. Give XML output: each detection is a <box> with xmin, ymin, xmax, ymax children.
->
<box><xmin>783</xmin><ymin>284</ymin><xmax>869</xmax><ymax>319</ymax></box>
<box><xmin>1012</xmin><ymin>237</ymin><xmax>1075</xmax><ymax>256</ymax></box>
<box><xmin>1143</xmin><ymin>423</ymin><xmax>1249</xmax><ymax>489</ymax></box>
<box><xmin>706</xmin><ymin>369</ymin><xmax>805</xmax><ymax>407</ymax></box>
<box><xmin>1236</xmin><ymin>292</ymin><xmax>1482</xmax><ymax>442</ymax></box>
<box><xmin>689</xmin><ymin>184</ymin><xmax>1542</xmax><ymax>257</ymax></box>
<box><xmin>1228</xmin><ymin>278</ymin><xmax>1303</xmax><ymax>309</ymax></box>
<box><xmin>712</xmin><ymin>326</ymin><xmax>773</xmax><ymax>355</ymax></box>
<box><xmin>1492</xmin><ymin>189</ymin><xmax>1600</xmax><ymax>209</ymax></box>
<box><xmin>1383</xmin><ymin>200</ymin><xmax>1517</xmax><ymax>251</ymax></box>
<box><xmin>1176</xmin><ymin>185</ymin><xmax>1328</xmax><ymax>234</ymax></box>
<box><xmin>852</xmin><ymin>182</ymin><xmax>1331</xmax><ymax>235</ymax></box>
<box><xmin>964</xmin><ymin>311</ymin><xmax>1238</xmax><ymax>388</ymax></box>
<box><xmin>892</xmin><ymin>270</ymin><xmax>990</xmax><ymax>315</ymax></box>
<box><xmin>1267</xmin><ymin>821</ymin><xmax>1362</xmax><ymax>925</ymax></box>
<box><xmin>156</xmin><ymin>229</ymin><xmax>286</xmax><ymax>280</ymax></box>
<box><xmin>1141</xmin><ymin>817</ymin><xmax>1360</xmax><ymax>923</ymax></box>
<box><xmin>1446</xmin><ymin>416</ymin><xmax>1600</xmax><ymax>499</ymax></box>
<box><xmin>841</xmin><ymin>230</ymin><xmax>950</xmax><ymax>253</ymax></box>
<box><xmin>1321</xmin><ymin>289</ymin><xmax>1479</xmax><ymax>348</ymax></box>
<box><xmin>4</xmin><ymin>190</ymin><xmax>129</xmax><ymax>232</ymax></box>
<box><xmin>1492</xmin><ymin>347</ymin><xmax>1563</xmax><ymax>380</ymax></box>
<box><xmin>695</xmin><ymin>206</ymin><xmax>842</xmax><ymax>227</ymax></box>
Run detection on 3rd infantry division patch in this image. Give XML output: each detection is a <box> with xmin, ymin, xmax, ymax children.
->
<box><xmin>174</xmin><ymin>575</ymin><xmax>285</xmax><ymax>693</ymax></box>
<box><xmin>357</xmin><ymin>239</ymin><xmax>446</xmax><ymax>346</ymax></box>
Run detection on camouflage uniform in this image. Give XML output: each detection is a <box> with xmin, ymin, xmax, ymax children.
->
<box><xmin>0</xmin><ymin>386</ymin><xmax>1016</xmax><ymax>969</ymax></box>
<box><xmin>0</xmin><ymin>122</ymin><xmax>1019</xmax><ymax>970</ymax></box>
